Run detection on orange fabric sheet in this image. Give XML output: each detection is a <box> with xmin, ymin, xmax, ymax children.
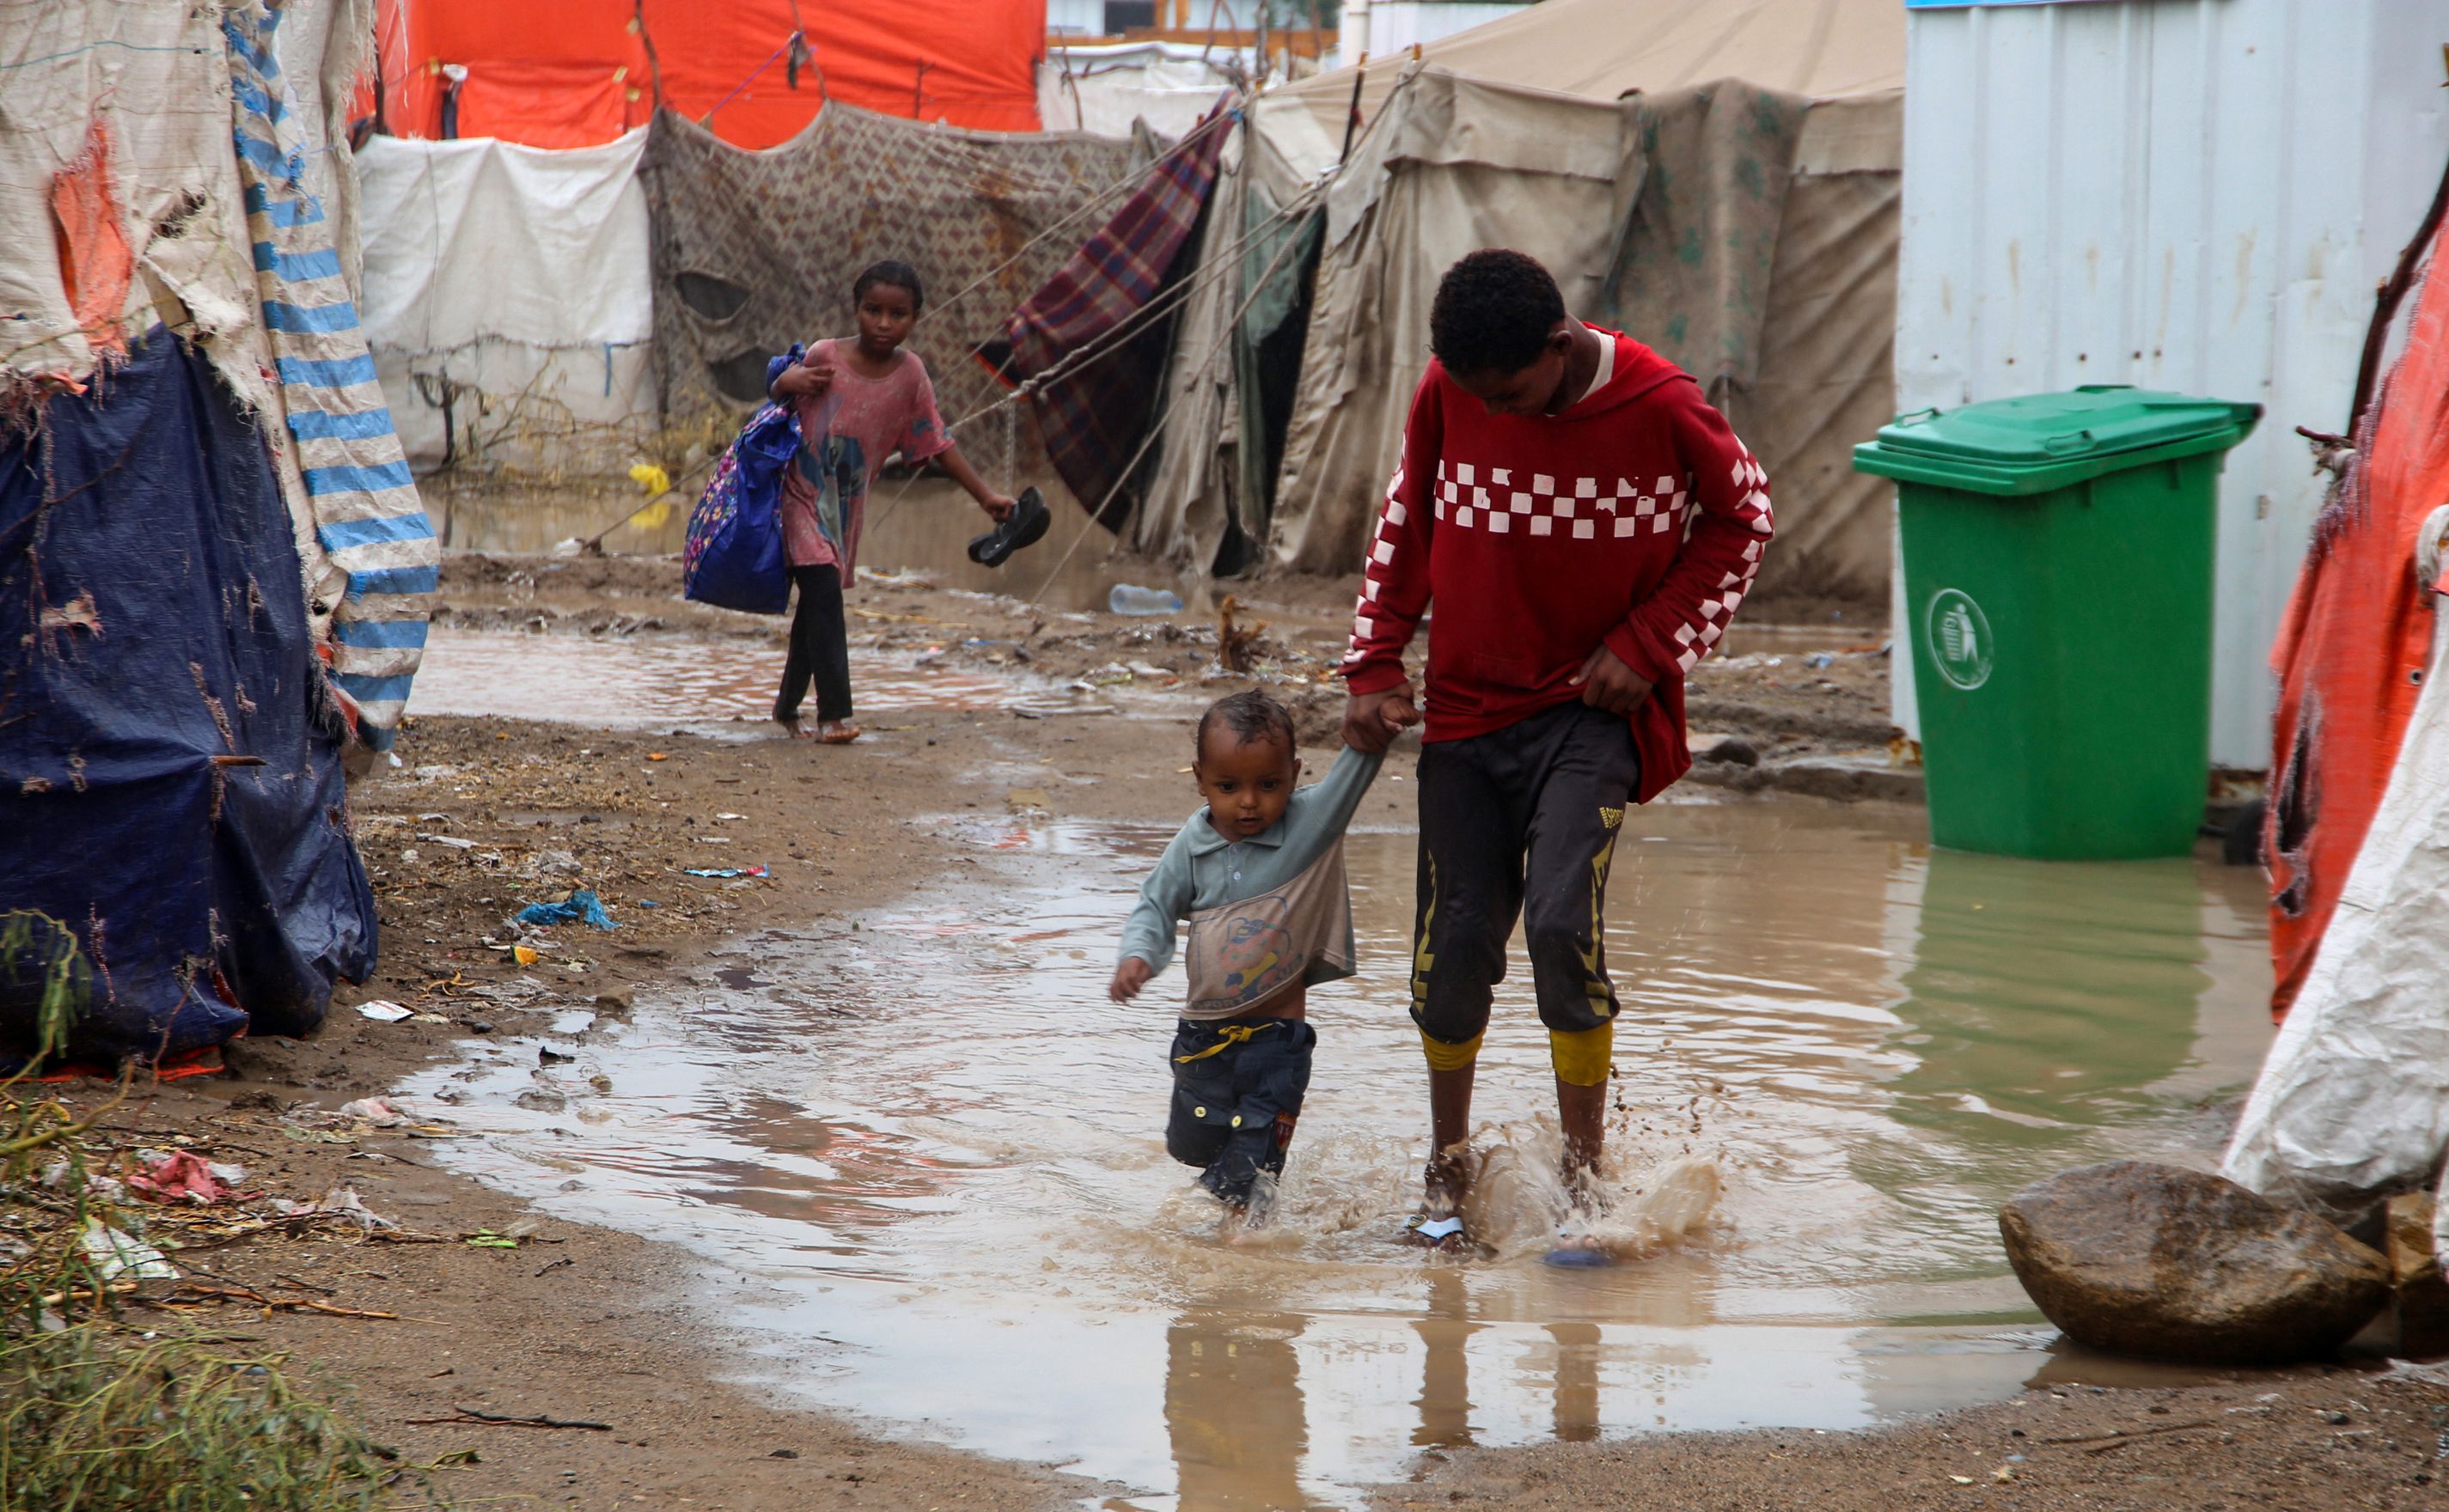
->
<box><xmin>49</xmin><ymin>120</ymin><xmax>131</xmax><ymax>361</ymax></box>
<box><xmin>369</xmin><ymin>0</ymin><xmax>1044</xmax><ymax>149</ymax></box>
<box><xmin>2265</xmin><ymin>216</ymin><xmax>2449</xmax><ymax>1017</ymax></box>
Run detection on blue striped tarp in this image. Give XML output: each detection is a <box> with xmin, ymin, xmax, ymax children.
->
<box><xmin>225</xmin><ymin>8</ymin><xmax>436</xmax><ymax>751</ymax></box>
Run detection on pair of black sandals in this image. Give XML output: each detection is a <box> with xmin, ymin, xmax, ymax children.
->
<box><xmin>967</xmin><ymin>486</ymin><xmax>1051</xmax><ymax>568</ymax></box>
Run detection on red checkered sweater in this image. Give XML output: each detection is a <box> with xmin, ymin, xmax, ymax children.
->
<box><xmin>1340</xmin><ymin>328</ymin><xmax>1774</xmax><ymax>803</ymax></box>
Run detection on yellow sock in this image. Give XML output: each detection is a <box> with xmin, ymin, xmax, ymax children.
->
<box><xmin>1419</xmin><ymin>1028</ymin><xmax>1484</xmax><ymax>1072</ymax></box>
<box><xmin>1548</xmin><ymin>1022</ymin><xmax>1615</xmax><ymax>1088</ymax></box>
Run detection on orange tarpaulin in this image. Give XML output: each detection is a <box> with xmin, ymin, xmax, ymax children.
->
<box><xmin>2264</xmin><ymin>211</ymin><xmax>2449</xmax><ymax>1018</ymax></box>
<box><xmin>369</xmin><ymin>0</ymin><xmax>1046</xmax><ymax>149</ymax></box>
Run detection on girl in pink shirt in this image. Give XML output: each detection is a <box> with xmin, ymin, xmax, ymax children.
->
<box><xmin>767</xmin><ymin>260</ymin><xmax>1015</xmax><ymax>742</ymax></box>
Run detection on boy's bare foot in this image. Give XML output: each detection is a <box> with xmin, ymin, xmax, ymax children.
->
<box><xmin>776</xmin><ymin>716</ymin><xmax>815</xmax><ymax>740</ymax></box>
<box><xmin>816</xmin><ymin>720</ymin><xmax>862</xmax><ymax>745</ymax></box>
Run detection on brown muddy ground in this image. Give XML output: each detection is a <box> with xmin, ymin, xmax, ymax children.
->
<box><xmin>43</xmin><ymin>552</ymin><xmax>2429</xmax><ymax>1511</ymax></box>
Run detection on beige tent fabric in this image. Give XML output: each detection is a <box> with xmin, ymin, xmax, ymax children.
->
<box><xmin>1244</xmin><ymin>0</ymin><xmax>1904</xmax><ymax>596</ymax></box>
<box><xmin>1268</xmin><ymin>70</ymin><xmax>1645</xmax><ymax>575</ymax></box>
<box><xmin>1137</xmin><ymin>125</ymin><xmax>1249</xmax><ymax>568</ymax></box>
<box><xmin>1728</xmin><ymin>166</ymin><xmax>1899</xmax><ymax>600</ymax></box>
<box><xmin>1276</xmin><ymin>0</ymin><xmax>1904</xmax><ymax>135</ymax></box>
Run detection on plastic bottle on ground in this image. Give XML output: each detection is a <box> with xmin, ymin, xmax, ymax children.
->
<box><xmin>1108</xmin><ymin>583</ymin><xmax>1185</xmax><ymax>616</ymax></box>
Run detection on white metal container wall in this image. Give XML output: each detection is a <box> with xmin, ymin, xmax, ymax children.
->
<box><xmin>1893</xmin><ymin>0</ymin><xmax>2449</xmax><ymax>769</ymax></box>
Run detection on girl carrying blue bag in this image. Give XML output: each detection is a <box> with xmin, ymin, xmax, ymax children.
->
<box><xmin>684</xmin><ymin>259</ymin><xmax>1038</xmax><ymax>743</ymax></box>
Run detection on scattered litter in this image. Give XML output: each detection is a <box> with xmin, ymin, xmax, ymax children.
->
<box><xmin>681</xmin><ymin>866</ymin><xmax>767</xmax><ymax>879</ymax></box>
<box><xmin>335</xmin><ymin>1096</ymin><xmax>411</xmax><ymax>1126</ymax></box>
<box><xmin>647</xmin><ymin>752</ymin><xmax>669</xmax><ymax>761</ymax></box>
<box><xmin>416</xmin><ymin>833</ymin><xmax>477</xmax><ymax>850</ymax></box>
<box><xmin>356</xmin><ymin>1000</ymin><xmax>413</xmax><ymax>1022</ymax></box>
<box><xmin>1006</xmin><ymin>788</ymin><xmax>1053</xmax><ymax>812</ymax></box>
<box><xmin>465</xmin><ymin>1230</ymin><xmax>521</xmax><ymax>1249</ymax></box>
<box><xmin>695</xmin><ymin>836</ymin><xmax>734</xmax><ymax>844</ymax></box>
<box><xmin>514</xmin><ymin>944</ymin><xmax>540</xmax><ymax>965</ymax></box>
<box><xmin>80</xmin><ymin>1219</ymin><xmax>177</xmax><ymax>1281</ymax></box>
<box><xmin>1805</xmin><ymin>651</ymin><xmax>1836</xmax><ymax>668</ymax></box>
<box><xmin>512</xmin><ymin>889</ymin><xmax>615</xmax><ymax>930</ymax></box>
<box><xmin>715</xmin><ymin>812</ymin><xmax>746</xmax><ymax>820</ymax></box>
<box><xmin>127</xmin><ymin>1149</ymin><xmax>241</xmax><ymax>1205</ymax></box>
<box><xmin>271</xmin><ymin>1186</ymin><xmax>397</xmax><ymax>1231</ymax></box>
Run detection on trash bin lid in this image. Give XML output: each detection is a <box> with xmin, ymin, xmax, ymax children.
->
<box><xmin>1854</xmin><ymin>387</ymin><xmax>2260</xmax><ymax>495</ymax></box>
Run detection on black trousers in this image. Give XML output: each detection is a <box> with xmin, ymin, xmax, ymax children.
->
<box><xmin>1410</xmin><ymin>702</ymin><xmax>1642</xmax><ymax>1046</ymax></box>
<box><xmin>774</xmin><ymin>564</ymin><xmax>851</xmax><ymax>724</ymax></box>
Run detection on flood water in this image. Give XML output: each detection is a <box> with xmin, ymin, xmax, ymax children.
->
<box><xmin>393</xmin><ymin>795</ymin><xmax>2272</xmax><ymax>1509</ymax></box>
<box><xmin>407</xmin><ymin>625</ymin><xmax>1021</xmax><ymax>729</ymax></box>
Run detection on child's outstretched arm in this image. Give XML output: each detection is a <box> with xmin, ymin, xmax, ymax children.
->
<box><xmin>1114</xmin><ymin>826</ymin><xmax>1196</xmax><ymax>1002</ymax></box>
<box><xmin>929</xmin><ymin>441</ymin><xmax>1017</xmax><ymax>521</ymax></box>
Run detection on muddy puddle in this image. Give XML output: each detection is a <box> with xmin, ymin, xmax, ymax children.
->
<box><xmin>407</xmin><ymin>625</ymin><xmax>1027</xmax><ymax>729</ymax></box>
<box><xmin>392</xmin><ymin>795</ymin><xmax>2271</xmax><ymax>1508</ymax></box>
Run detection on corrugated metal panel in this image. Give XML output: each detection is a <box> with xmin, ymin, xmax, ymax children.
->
<box><xmin>1895</xmin><ymin>0</ymin><xmax>2449</xmax><ymax>768</ymax></box>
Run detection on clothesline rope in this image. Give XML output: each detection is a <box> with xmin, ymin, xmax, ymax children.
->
<box><xmin>858</xmin><ymin>174</ymin><xmax>1328</xmax><ymax>544</ymax></box>
<box><xmin>1021</xmin><ymin>203</ymin><xmax>1323</xmax><ymax>606</ymax></box>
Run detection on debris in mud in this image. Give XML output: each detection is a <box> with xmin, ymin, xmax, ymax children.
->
<box><xmin>2000</xmin><ymin>1160</ymin><xmax>2391</xmax><ymax>1364</ymax></box>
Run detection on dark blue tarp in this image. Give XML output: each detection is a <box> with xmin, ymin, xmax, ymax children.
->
<box><xmin>0</xmin><ymin>327</ymin><xmax>377</xmax><ymax>1065</ymax></box>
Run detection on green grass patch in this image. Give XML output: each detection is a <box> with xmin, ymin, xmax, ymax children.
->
<box><xmin>0</xmin><ymin>913</ymin><xmax>440</xmax><ymax>1510</ymax></box>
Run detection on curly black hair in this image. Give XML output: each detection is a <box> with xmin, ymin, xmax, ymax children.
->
<box><xmin>1195</xmin><ymin>688</ymin><xmax>1296</xmax><ymax>762</ymax></box>
<box><xmin>1429</xmin><ymin>248</ymin><xmax>1566</xmax><ymax>375</ymax></box>
<box><xmin>852</xmin><ymin>259</ymin><xmax>925</xmax><ymax>313</ymax></box>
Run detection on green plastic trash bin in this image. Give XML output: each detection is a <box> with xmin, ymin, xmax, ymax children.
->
<box><xmin>1853</xmin><ymin>387</ymin><xmax>2260</xmax><ymax>860</ymax></box>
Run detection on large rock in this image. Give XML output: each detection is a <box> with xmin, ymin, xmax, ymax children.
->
<box><xmin>1999</xmin><ymin>1160</ymin><xmax>2390</xmax><ymax>1364</ymax></box>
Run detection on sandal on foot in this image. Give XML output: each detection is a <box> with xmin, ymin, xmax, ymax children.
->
<box><xmin>1401</xmin><ymin>1213</ymin><xmax>1469</xmax><ymax>1252</ymax></box>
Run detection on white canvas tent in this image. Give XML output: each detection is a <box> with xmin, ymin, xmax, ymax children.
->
<box><xmin>1139</xmin><ymin>0</ymin><xmax>1904</xmax><ymax>601</ymax></box>
<box><xmin>356</xmin><ymin>129</ymin><xmax>656</xmax><ymax>474</ymax></box>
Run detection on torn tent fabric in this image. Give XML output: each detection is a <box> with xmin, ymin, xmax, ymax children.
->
<box><xmin>0</xmin><ymin>327</ymin><xmax>377</xmax><ymax>1066</ymax></box>
<box><xmin>975</xmin><ymin>105</ymin><xmax>1231</xmax><ymax>528</ymax></box>
<box><xmin>2221</xmin><ymin>595</ymin><xmax>2449</xmax><ymax>1216</ymax></box>
<box><xmin>2260</xmin><ymin>214</ymin><xmax>2449</xmax><ymax>1018</ymax></box>
<box><xmin>643</xmin><ymin>105</ymin><xmax>1143</xmax><ymax>438</ymax></box>
<box><xmin>229</xmin><ymin>4</ymin><xmax>437</xmax><ymax>751</ymax></box>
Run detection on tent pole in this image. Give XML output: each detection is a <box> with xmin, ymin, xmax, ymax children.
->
<box><xmin>1339</xmin><ymin>52</ymin><xmax>1367</xmax><ymax>162</ymax></box>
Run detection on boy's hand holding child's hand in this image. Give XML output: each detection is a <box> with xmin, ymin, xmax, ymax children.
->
<box><xmin>1341</xmin><ymin>683</ymin><xmax>1420</xmax><ymax>754</ymax></box>
<box><xmin>1109</xmin><ymin>957</ymin><xmax>1154</xmax><ymax>1003</ymax></box>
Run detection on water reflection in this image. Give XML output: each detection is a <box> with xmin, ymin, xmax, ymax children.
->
<box><xmin>425</xmin><ymin>473</ymin><xmax>1165</xmax><ymax>615</ymax></box>
<box><xmin>392</xmin><ymin>800</ymin><xmax>2272</xmax><ymax>1508</ymax></box>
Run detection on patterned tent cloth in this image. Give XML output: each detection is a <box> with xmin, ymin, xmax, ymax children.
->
<box><xmin>642</xmin><ymin>105</ymin><xmax>1147</xmax><ymax>454</ymax></box>
<box><xmin>975</xmin><ymin>103</ymin><xmax>1231</xmax><ymax>527</ymax></box>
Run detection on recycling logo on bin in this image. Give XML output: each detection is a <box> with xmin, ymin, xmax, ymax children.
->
<box><xmin>1926</xmin><ymin>588</ymin><xmax>1994</xmax><ymax>692</ymax></box>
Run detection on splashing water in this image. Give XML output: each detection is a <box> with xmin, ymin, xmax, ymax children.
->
<box><xmin>394</xmin><ymin>801</ymin><xmax>2270</xmax><ymax>1507</ymax></box>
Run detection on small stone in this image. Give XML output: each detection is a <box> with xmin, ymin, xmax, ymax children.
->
<box><xmin>1999</xmin><ymin>1160</ymin><xmax>2391</xmax><ymax>1365</ymax></box>
<box><xmin>1701</xmin><ymin>735</ymin><xmax>1761</xmax><ymax>767</ymax></box>
<box><xmin>515</xmin><ymin>1088</ymin><xmax>567</xmax><ymax>1113</ymax></box>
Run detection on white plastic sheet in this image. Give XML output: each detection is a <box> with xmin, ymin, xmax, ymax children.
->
<box><xmin>356</xmin><ymin>128</ymin><xmax>654</xmax><ymax>472</ymax></box>
<box><xmin>2221</xmin><ymin>600</ymin><xmax>2449</xmax><ymax>1216</ymax></box>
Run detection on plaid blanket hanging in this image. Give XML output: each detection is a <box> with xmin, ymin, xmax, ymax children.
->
<box><xmin>976</xmin><ymin>101</ymin><xmax>1232</xmax><ymax>528</ymax></box>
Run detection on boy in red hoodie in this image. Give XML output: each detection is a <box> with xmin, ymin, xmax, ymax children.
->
<box><xmin>1339</xmin><ymin>249</ymin><xmax>1774</xmax><ymax>1257</ymax></box>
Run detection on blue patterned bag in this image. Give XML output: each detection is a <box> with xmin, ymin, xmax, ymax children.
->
<box><xmin>681</xmin><ymin>399</ymin><xmax>800</xmax><ymax>615</ymax></box>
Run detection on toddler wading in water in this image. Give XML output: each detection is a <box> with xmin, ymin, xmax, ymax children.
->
<box><xmin>766</xmin><ymin>259</ymin><xmax>1016</xmax><ymax>743</ymax></box>
<box><xmin>1111</xmin><ymin>690</ymin><xmax>1410</xmax><ymax>1231</ymax></box>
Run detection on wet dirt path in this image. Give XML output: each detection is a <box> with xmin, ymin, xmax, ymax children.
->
<box><xmin>381</xmin><ymin>754</ymin><xmax>2269</xmax><ymax>1507</ymax></box>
